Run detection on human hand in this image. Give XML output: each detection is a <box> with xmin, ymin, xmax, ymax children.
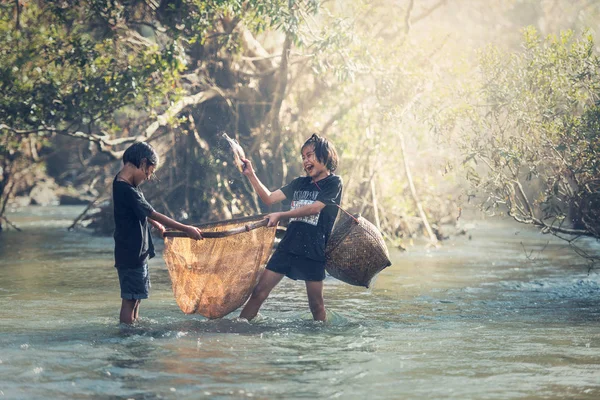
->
<box><xmin>184</xmin><ymin>225</ymin><xmax>203</xmax><ymax>240</ymax></box>
<box><xmin>264</xmin><ymin>212</ymin><xmax>281</xmax><ymax>227</ymax></box>
<box><xmin>154</xmin><ymin>222</ymin><xmax>166</xmax><ymax>238</ymax></box>
<box><xmin>240</xmin><ymin>158</ymin><xmax>254</xmax><ymax>177</ymax></box>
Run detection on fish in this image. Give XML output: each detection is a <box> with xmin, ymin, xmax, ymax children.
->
<box><xmin>222</xmin><ymin>132</ymin><xmax>247</xmax><ymax>173</ymax></box>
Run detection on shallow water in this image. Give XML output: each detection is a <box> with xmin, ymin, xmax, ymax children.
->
<box><xmin>1</xmin><ymin>206</ymin><xmax>599</xmax><ymax>399</ymax></box>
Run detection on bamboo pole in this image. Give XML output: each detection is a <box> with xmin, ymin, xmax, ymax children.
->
<box><xmin>163</xmin><ymin>216</ymin><xmax>270</xmax><ymax>238</ymax></box>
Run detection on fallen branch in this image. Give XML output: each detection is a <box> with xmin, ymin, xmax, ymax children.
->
<box><xmin>0</xmin><ymin>215</ymin><xmax>22</xmax><ymax>232</ymax></box>
<box><xmin>68</xmin><ymin>187</ymin><xmax>109</xmax><ymax>231</ymax></box>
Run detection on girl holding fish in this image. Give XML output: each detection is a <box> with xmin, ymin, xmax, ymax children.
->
<box><xmin>235</xmin><ymin>134</ymin><xmax>343</xmax><ymax>321</ymax></box>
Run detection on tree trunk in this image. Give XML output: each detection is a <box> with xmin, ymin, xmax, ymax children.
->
<box><xmin>399</xmin><ymin>130</ymin><xmax>438</xmax><ymax>246</ymax></box>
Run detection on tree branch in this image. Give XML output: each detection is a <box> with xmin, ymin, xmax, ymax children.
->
<box><xmin>238</xmin><ymin>25</ymin><xmax>277</xmax><ymax>72</ymax></box>
<box><xmin>411</xmin><ymin>0</ymin><xmax>448</xmax><ymax>25</ymax></box>
<box><xmin>320</xmin><ymin>99</ymin><xmax>360</xmax><ymax>135</ymax></box>
<box><xmin>143</xmin><ymin>88</ymin><xmax>226</xmax><ymax>140</ymax></box>
<box><xmin>0</xmin><ymin>87</ymin><xmax>230</xmax><ymax>159</ymax></box>
<box><xmin>508</xmin><ymin>206</ymin><xmax>592</xmax><ymax>236</ymax></box>
<box><xmin>128</xmin><ymin>20</ymin><xmax>166</xmax><ymax>33</ymax></box>
<box><xmin>404</xmin><ymin>0</ymin><xmax>414</xmax><ymax>34</ymax></box>
<box><xmin>268</xmin><ymin>32</ymin><xmax>292</xmax><ymax>132</ymax></box>
<box><xmin>0</xmin><ymin>216</ymin><xmax>22</xmax><ymax>232</ymax></box>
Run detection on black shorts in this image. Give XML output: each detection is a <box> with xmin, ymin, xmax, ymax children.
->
<box><xmin>116</xmin><ymin>264</ymin><xmax>150</xmax><ymax>300</ymax></box>
<box><xmin>266</xmin><ymin>250</ymin><xmax>326</xmax><ymax>282</ymax></box>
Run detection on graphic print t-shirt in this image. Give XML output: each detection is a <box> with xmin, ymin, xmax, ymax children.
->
<box><xmin>113</xmin><ymin>177</ymin><xmax>156</xmax><ymax>269</ymax></box>
<box><xmin>278</xmin><ymin>174</ymin><xmax>343</xmax><ymax>261</ymax></box>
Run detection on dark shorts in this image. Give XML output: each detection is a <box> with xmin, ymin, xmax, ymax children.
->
<box><xmin>266</xmin><ymin>250</ymin><xmax>326</xmax><ymax>282</ymax></box>
<box><xmin>116</xmin><ymin>264</ymin><xmax>150</xmax><ymax>300</ymax></box>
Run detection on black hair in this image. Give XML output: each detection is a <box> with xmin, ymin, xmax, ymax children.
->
<box><xmin>122</xmin><ymin>142</ymin><xmax>159</xmax><ymax>168</ymax></box>
<box><xmin>302</xmin><ymin>133</ymin><xmax>339</xmax><ymax>172</ymax></box>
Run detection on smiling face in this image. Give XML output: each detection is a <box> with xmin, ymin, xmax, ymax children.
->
<box><xmin>302</xmin><ymin>144</ymin><xmax>329</xmax><ymax>181</ymax></box>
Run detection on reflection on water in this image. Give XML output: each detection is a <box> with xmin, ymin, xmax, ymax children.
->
<box><xmin>1</xmin><ymin>206</ymin><xmax>599</xmax><ymax>399</ymax></box>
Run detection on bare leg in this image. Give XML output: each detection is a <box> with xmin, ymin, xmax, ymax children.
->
<box><xmin>120</xmin><ymin>299</ymin><xmax>139</xmax><ymax>324</ymax></box>
<box><xmin>305</xmin><ymin>280</ymin><xmax>326</xmax><ymax>321</ymax></box>
<box><xmin>239</xmin><ymin>269</ymin><xmax>284</xmax><ymax>320</ymax></box>
<box><xmin>133</xmin><ymin>300</ymin><xmax>141</xmax><ymax>322</ymax></box>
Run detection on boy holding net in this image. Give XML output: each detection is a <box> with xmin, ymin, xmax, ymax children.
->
<box><xmin>239</xmin><ymin>134</ymin><xmax>342</xmax><ymax>321</ymax></box>
<box><xmin>113</xmin><ymin>142</ymin><xmax>203</xmax><ymax>324</ymax></box>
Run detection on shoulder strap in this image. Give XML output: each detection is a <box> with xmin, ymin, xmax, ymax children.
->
<box><xmin>312</xmin><ymin>179</ymin><xmax>359</xmax><ymax>223</ymax></box>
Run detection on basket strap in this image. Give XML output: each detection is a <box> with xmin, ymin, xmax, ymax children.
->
<box><xmin>312</xmin><ymin>179</ymin><xmax>360</xmax><ymax>224</ymax></box>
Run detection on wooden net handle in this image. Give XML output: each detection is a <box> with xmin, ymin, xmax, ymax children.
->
<box><xmin>164</xmin><ymin>218</ymin><xmax>269</xmax><ymax>238</ymax></box>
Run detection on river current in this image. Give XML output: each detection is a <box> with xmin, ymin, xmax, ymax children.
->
<box><xmin>0</xmin><ymin>206</ymin><xmax>599</xmax><ymax>399</ymax></box>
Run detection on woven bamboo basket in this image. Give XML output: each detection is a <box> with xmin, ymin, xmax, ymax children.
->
<box><xmin>325</xmin><ymin>212</ymin><xmax>392</xmax><ymax>288</ymax></box>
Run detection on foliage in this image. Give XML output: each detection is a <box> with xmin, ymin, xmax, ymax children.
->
<box><xmin>0</xmin><ymin>0</ymin><xmax>464</xmax><ymax>239</ymax></box>
<box><xmin>0</xmin><ymin>0</ymin><xmax>186</xmax><ymax>225</ymax></box>
<box><xmin>283</xmin><ymin>0</ymin><xmax>462</xmax><ymax>241</ymax></box>
<box><xmin>6</xmin><ymin>0</ymin><xmax>599</xmax><ymax>256</ymax></box>
<box><xmin>0</xmin><ymin>1</ymin><xmax>182</xmax><ymax>135</ymax></box>
<box><xmin>0</xmin><ymin>0</ymin><xmax>315</xmax><ymax>224</ymax></box>
<box><xmin>447</xmin><ymin>28</ymin><xmax>600</xmax><ymax>257</ymax></box>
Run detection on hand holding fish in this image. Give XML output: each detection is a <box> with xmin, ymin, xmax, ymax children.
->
<box><xmin>240</xmin><ymin>157</ymin><xmax>254</xmax><ymax>177</ymax></box>
<box><xmin>222</xmin><ymin>133</ymin><xmax>248</xmax><ymax>173</ymax></box>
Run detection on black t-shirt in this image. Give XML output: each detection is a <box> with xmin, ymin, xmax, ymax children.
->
<box><xmin>278</xmin><ymin>174</ymin><xmax>343</xmax><ymax>261</ymax></box>
<box><xmin>113</xmin><ymin>177</ymin><xmax>155</xmax><ymax>269</ymax></box>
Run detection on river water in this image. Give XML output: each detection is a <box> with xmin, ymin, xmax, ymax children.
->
<box><xmin>0</xmin><ymin>206</ymin><xmax>599</xmax><ymax>399</ymax></box>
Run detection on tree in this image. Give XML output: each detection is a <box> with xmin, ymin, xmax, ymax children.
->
<box><xmin>1</xmin><ymin>0</ymin><xmax>463</xmax><ymax>241</ymax></box>
<box><xmin>449</xmin><ymin>28</ymin><xmax>599</xmax><ymax>260</ymax></box>
<box><xmin>0</xmin><ymin>0</ymin><xmax>325</xmax><ymax>228</ymax></box>
<box><xmin>0</xmin><ymin>0</ymin><xmax>184</xmax><ymax>228</ymax></box>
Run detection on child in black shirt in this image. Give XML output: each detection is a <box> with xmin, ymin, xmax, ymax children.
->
<box><xmin>239</xmin><ymin>134</ymin><xmax>342</xmax><ymax>321</ymax></box>
<box><xmin>113</xmin><ymin>142</ymin><xmax>203</xmax><ymax>324</ymax></box>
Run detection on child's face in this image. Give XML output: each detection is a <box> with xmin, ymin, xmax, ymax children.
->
<box><xmin>143</xmin><ymin>164</ymin><xmax>156</xmax><ymax>181</ymax></box>
<box><xmin>135</xmin><ymin>161</ymin><xmax>156</xmax><ymax>185</ymax></box>
<box><xmin>302</xmin><ymin>144</ymin><xmax>327</xmax><ymax>179</ymax></box>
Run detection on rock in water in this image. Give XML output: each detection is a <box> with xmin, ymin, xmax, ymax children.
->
<box><xmin>29</xmin><ymin>179</ymin><xmax>59</xmax><ymax>206</ymax></box>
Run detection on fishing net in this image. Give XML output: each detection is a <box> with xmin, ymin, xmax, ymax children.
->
<box><xmin>163</xmin><ymin>215</ymin><xmax>277</xmax><ymax>319</ymax></box>
<box><xmin>325</xmin><ymin>211</ymin><xmax>392</xmax><ymax>288</ymax></box>
<box><xmin>163</xmin><ymin>210</ymin><xmax>390</xmax><ymax>319</ymax></box>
